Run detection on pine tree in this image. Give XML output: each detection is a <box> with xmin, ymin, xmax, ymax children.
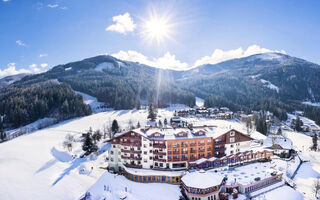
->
<box><xmin>277</xmin><ymin>127</ymin><xmax>282</xmax><ymax>135</ymax></box>
<box><xmin>82</xmin><ymin>130</ymin><xmax>95</xmax><ymax>153</ymax></box>
<box><xmin>136</xmin><ymin>121</ymin><xmax>141</xmax><ymax>128</ymax></box>
<box><xmin>164</xmin><ymin>118</ymin><xmax>168</xmax><ymax>125</ymax></box>
<box><xmin>136</xmin><ymin>96</ymin><xmax>141</xmax><ymax>110</ymax></box>
<box><xmin>112</xmin><ymin>119</ymin><xmax>119</xmax><ymax>134</ymax></box>
<box><xmin>147</xmin><ymin>104</ymin><xmax>156</xmax><ymax>121</ymax></box>
<box><xmin>0</xmin><ymin>128</ymin><xmax>6</xmax><ymax>142</ymax></box>
<box><xmin>312</xmin><ymin>133</ymin><xmax>318</xmax><ymax>151</ymax></box>
<box><xmin>295</xmin><ymin>116</ymin><xmax>302</xmax><ymax>132</ymax></box>
<box><xmin>158</xmin><ymin>120</ymin><xmax>163</xmax><ymax>128</ymax></box>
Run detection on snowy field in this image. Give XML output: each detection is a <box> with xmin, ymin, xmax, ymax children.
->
<box><xmin>0</xmin><ymin>106</ymin><xmax>319</xmax><ymax>200</ymax></box>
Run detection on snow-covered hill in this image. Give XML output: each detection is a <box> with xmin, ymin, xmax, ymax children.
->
<box><xmin>0</xmin><ymin>108</ymin><xmax>318</xmax><ymax>200</ymax></box>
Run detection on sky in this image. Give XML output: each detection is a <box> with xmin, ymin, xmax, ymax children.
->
<box><xmin>0</xmin><ymin>0</ymin><xmax>320</xmax><ymax>77</ymax></box>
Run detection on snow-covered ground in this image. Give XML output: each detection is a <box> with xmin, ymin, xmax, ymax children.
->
<box><xmin>302</xmin><ymin>101</ymin><xmax>320</xmax><ymax>107</ymax></box>
<box><xmin>75</xmin><ymin>91</ymin><xmax>109</xmax><ymax>113</ymax></box>
<box><xmin>83</xmin><ymin>171</ymin><xmax>181</xmax><ymax>200</ymax></box>
<box><xmin>260</xmin><ymin>79</ymin><xmax>279</xmax><ymax>93</ymax></box>
<box><xmin>0</xmin><ymin>106</ymin><xmax>319</xmax><ymax>200</ymax></box>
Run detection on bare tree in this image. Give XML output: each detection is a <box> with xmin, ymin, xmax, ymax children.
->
<box><xmin>92</xmin><ymin>129</ymin><xmax>102</xmax><ymax>144</ymax></box>
<box><xmin>63</xmin><ymin>133</ymin><xmax>74</xmax><ymax>152</ymax></box>
<box><xmin>313</xmin><ymin>177</ymin><xmax>320</xmax><ymax>199</ymax></box>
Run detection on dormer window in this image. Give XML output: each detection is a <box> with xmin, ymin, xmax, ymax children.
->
<box><xmin>131</xmin><ymin>132</ymin><xmax>135</xmax><ymax>136</ymax></box>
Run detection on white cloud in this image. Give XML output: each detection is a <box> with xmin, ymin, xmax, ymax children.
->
<box><xmin>29</xmin><ymin>64</ymin><xmax>41</xmax><ymax>73</ymax></box>
<box><xmin>0</xmin><ymin>63</ymin><xmax>49</xmax><ymax>78</ymax></box>
<box><xmin>111</xmin><ymin>50</ymin><xmax>188</xmax><ymax>70</ymax></box>
<box><xmin>194</xmin><ymin>45</ymin><xmax>286</xmax><ymax>66</ymax></box>
<box><xmin>40</xmin><ymin>63</ymin><xmax>48</xmax><ymax>68</ymax></box>
<box><xmin>16</xmin><ymin>40</ymin><xmax>26</xmax><ymax>46</ymax></box>
<box><xmin>0</xmin><ymin>63</ymin><xmax>30</xmax><ymax>77</ymax></box>
<box><xmin>39</xmin><ymin>53</ymin><xmax>48</xmax><ymax>58</ymax></box>
<box><xmin>106</xmin><ymin>13</ymin><xmax>136</xmax><ymax>34</ymax></box>
<box><xmin>48</xmin><ymin>4</ymin><xmax>59</xmax><ymax>8</ymax></box>
<box><xmin>2</xmin><ymin>0</ymin><xmax>10</xmax><ymax>2</ymax></box>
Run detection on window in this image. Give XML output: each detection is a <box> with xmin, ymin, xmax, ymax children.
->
<box><xmin>131</xmin><ymin>132</ymin><xmax>135</xmax><ymax>136</ymax></box>
<box><xmin>230</xmin><ymin>150</ymin><xmax>234</xmax><ymax>154</ymax></box>
<box><xmin>162</xmin><ymin>176</ymin><xmax>166</xmax><ymax>181</ymax></box>
<box><xmin>230</xmin><ymin>137</ymin><xmax>235</xmax><ymax>143</ymax></box>
<box><xmin>230</xmin><ymin>131</ymin><xmax>235</xmax><ymax>136</ymax></box>
<box><xmin>144</xmin><ymin>151</ymin><xmax>147</xmax><ymax>155</ymax></box>
<box><xmin>231</xmin><ymin>144</ymin><xmax>234</xmax><ymax>148</ymax></box>
<box><xmin>110</xmin><ymin>151</ymin><xmax>114</xmax><ymax>155</ymax></box>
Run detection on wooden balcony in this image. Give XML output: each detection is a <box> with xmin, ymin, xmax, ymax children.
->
<box><xmin>153</xmin><ymin>144</ymin><xmax>166</xmax><ymax>148</ymax></box>
<box><xmin>173</xmin><ymin>151</ymin><xmax>180</xmax><ymax>155</ymax></box>
<box><xmin>198</xmin><ymin>143</ymin><xmax>205</xmax><ymax>146</ymax></box>
<box><xmin>153</xmin><ymin>151</ymin><xmax>166</xmax><ymax>156</ymax></box>
<box><xmin>190</xmin><ymin>143</ymin><xmax>196</xmax><ymax>147</ymax></box>
<box><xmin>124</xmin><ymin>163</ymin><xmax>142</xmax><ymax>169</ymax></box>
<box><xmin>121</xmin><ymin>142</ymin><xmax>141</xmax><ymax>147</ymax></box>
<box><xmin>121</xmin><ymin>155</ymin><xmax>142</xmax><ymax>161</ymax></box>
<box><xmin>121</xmin><ymin>149</ymin><xmax>142</xmax><ymax>154</ymax></box>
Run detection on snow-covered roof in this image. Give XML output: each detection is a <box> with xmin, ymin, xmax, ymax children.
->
<box><xmin>129</xmin><ymin>126</ymin><xmax>248</xmax><ymax>141</ymax></box>
<box><xmin>182</xmin><ymin>170</ymin><xmax>224</xmax><ymax>189</ymax></box>
<box><xmin>263</xmin><ymin>135</ymin><xmax>293</xmax><ymax>150</ymax></box>
<box><xmin>124</xmin><ymin>167</ymin><xmax>185</xmax><ymax>177</ymax></box>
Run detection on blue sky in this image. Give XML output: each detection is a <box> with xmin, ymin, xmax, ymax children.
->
<box><xmin>0</xmin><ymin>0</ymin><xmax>319</xmax><ymax>76</ymax></box>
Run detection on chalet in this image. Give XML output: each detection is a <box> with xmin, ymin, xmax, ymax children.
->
<box><xmin>263</xmin><ymin>135</ymin><xmax>294</xmax><ymax>158</ymax></box>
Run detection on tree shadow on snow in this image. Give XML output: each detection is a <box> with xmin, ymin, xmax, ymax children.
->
<box><xmin>35</xmin><ymin>147</ymin><xmax>72</xmax><ymax>174</ymax></box>
<box><xmin>51</xmin><ymin>157</ymin><xmax>86</xmax><ymax>186</ymax></box>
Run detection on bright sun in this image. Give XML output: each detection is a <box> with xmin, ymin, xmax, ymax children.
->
<box><xmin>141</xmin><ymin>12</ymin><xmax>173</xmax><ymax>44</ymax></box>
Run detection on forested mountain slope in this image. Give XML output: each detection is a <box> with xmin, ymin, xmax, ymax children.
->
<box><xmin>1</xmin><ymin>52</ymin><xmax>320</xmax><ymax>128</ymax></box>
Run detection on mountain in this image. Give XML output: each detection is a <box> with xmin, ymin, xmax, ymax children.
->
<box><xmin>0</xmin><ymin>73</ymin><xmax>29</xmax><ymax>87</ymax></box>
<box><xmin>1</xmin><ymin>52</ymin><xmax>320</xmax><ymax>129</ymax></box>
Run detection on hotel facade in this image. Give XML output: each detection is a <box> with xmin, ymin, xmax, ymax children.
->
<box><xmin>107</xmin><ymin>126</ymin><xmax>254</xmax><ymax>171</ymax></box>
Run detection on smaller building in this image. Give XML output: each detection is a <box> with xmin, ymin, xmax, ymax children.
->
<box><xmin>263</xmin><ymin>135</ymin><xmax>294</xmax><ymax>158</ymax></box>
<box><xmin>182</xmin><ymin>170</ymin><xmax>224</xmax><ymax>200</ymax></box>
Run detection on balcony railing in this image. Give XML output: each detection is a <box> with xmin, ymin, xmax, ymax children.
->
<box><xmin>190</xmin><ymin>150</ymin><xmax>197</xmax><ymax>153</ymax></box>
<box><xmin>121</xmin><ymin>155</ymin><xmax>142</xmax><ymax>161</ymax></box>
<box><xmin>181</xmin><ymin>144</ymin><xmax>188</xmax><ymax>147</ymax></box>
<box><xmin>198</xmin><ymin>143</ymin><xmax>205</xmax><ymax>146</ymax></box>
<box><xmin>181</xmin><ymin>157</ymin><xmax>188</xmax><ymax>161</ymax></box>
<box><xmin>173</xmin><ymin>151</ymin><xmax>180</xmax><ymax>154</ymax></box>
<box><xmin>215</xmin><ymin>141</ymin><xmax>226</xmax><ymax>145</ymax></box>
<box><xmin>154</xmin><ymin>158</ymin><xmax>166</xmax><ymax>162</ymax></box>
<box><xmin>172</xmin><ymin>144</ymin><xmax>180</xmax><ymax>148</ymax></box>
<box><xmin>214</xmin><ymin>147</ymin><xmax>226</xmax><ymax>151</ymax></box>
<box><xmin>181</xmin><ymin>151</ymin><xmax>188</xmax><ymax>154</ymax></box>
<box><xmin>124</xmin><ymin>163</ymin><xmax>142</xmax><ymax>169</ymax></box>
<box><xmin>121</xmin><ymin>149</ymin><xmax>142</xmax><ymax>154</ymax></box>
<box><xmin>121</xmin><ymin>142</ymin><xmax>141</xmax><ymax>147</ymax></box>
<box><xmin>153</xmin><ymin>151</ymin><xmax>166</xmax><ymax>156</ymax></box>
<box><xmin>198</xmin><ymin>149</ymin><xmax>205</xmax><ymax>152</ymax></box>
<box><xmin>153</xmin><ymin>144</ymin><xmax>166</xmax><ymax>148</ymax></box>
<box><xmin>190</xmin><ymin>143</ymin><xmax>196</xmax><ymax>147</ymax></box>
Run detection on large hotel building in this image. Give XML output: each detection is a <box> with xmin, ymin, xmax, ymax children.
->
<box><xmin>107</xmin><ymin>126</ymin><xmax>253</xmax><ymax>171</ymax></box>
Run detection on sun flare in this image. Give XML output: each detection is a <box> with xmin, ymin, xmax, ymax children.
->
<box><xmin>141</xmin><ymin>11</ymin><xmax>173</xmax><ymax>44</ymax></box>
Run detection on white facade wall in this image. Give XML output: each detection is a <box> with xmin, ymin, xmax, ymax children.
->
<box><xmin>141</xmin><ymin>137</ymin><xmax>153</xmax><ymax>168</ymax></box>
<box><xmin>225</xmin><ymin>141</ymin><xmax>251</xmax><ymax>155</ymax></box>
